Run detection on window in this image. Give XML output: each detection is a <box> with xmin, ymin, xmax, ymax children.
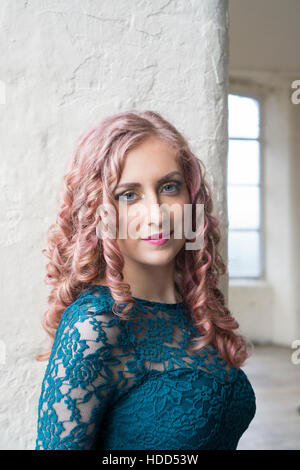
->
<box><xmin>227</xmin><ymin>93</ymin><xmax>263</xmax><ymax>278</ymax></box>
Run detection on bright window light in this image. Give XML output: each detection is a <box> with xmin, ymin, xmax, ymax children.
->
<box><xmin>227</xmin><ymin>94</ymin><xmax>262</xmax><ymax>279</ymax></box>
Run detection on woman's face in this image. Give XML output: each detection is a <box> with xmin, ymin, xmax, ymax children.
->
<box><xmin>111</xmin><ymin>135</ymin><xmax>191</xmax><ymax>269</ymax></box>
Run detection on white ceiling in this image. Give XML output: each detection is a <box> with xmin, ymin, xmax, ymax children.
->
<box><xmin>229</xmin><ymin>0</ymin><xmax>300</xmax><ymax>76</ymax></box>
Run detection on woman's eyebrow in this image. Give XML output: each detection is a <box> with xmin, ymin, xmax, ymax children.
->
<box><xmin>116</xmin><ymin>171</ymin><xmax>183</xmax><ymax>190</ymax></box>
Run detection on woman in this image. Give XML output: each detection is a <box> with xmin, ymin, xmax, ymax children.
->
<box><xmin>35</xmin><ymin>110</ymin><xmax>256</xmax><ymax>450</ymax></box>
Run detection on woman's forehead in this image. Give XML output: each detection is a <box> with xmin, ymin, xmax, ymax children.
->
<box><xmin>120</xmin><ymin>140</ymin><xmax>181</xmax><ymax>182</ymax></box>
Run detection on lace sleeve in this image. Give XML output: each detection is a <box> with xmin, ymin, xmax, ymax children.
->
<box><xmin>35</xmin><ymin>297</ymin><xmax>122</xmax><ymax>450</ymax></box>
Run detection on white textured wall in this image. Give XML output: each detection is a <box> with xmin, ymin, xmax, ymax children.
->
<box><xmin>0</xmin><ymin>0</ymin><xmax>229</xmax><ymax>449</ymax></box>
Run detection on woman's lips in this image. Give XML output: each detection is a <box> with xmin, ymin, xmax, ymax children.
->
<box><xmin>142</xmin><ymin>230</ymin><xmax>174</xmax><ymax>245</ymax></box>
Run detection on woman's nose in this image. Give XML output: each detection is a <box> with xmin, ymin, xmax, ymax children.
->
<box><xmin>143</xmin><ymin>193</ymin><xmax>170</xmax><ymax>227</ymax></box>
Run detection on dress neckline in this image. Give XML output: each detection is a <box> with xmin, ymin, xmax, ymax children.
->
<box><xmin>90</xmin><ymin>284</ymin><xmax>184</xmax><ymax>308</ymax></box>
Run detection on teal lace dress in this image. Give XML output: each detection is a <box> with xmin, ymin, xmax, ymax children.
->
<box><xmin>35</xmin><ymin>284</ymin><xmax>256</xmax><ymax>450</ymax></box>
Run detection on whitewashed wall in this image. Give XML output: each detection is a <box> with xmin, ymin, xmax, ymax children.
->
<box><xmin>0</xmin><ymin>0</ymin><xmax>229</xmax><ymax>449</ymax></box>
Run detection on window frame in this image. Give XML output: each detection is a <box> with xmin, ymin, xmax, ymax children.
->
<box><xmin>228</xmin><ymin>82</ymin><xmax>265</xmax><ymax>281</ymax></box>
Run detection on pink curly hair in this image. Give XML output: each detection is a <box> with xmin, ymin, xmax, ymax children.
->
<box><xmin>36</xmin><ymin>109</ymin><xmax>253</xmax><ymax>368</ymax></box>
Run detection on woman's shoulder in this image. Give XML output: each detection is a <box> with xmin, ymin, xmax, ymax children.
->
<box><xmin>65</xmin><ymin>284</ymin><xmax>113</xmax><ymax>315</ymax></box>
<box><xmin>44</xmin><ymin>284</ymin><xmax>125</xmax><ymax>395</ymax></box>
<box><xmin>56</xmin><ymin>284</ymin><xmax>119</xmax><ymax>344</ymax></box>
<box><xmin>76</xmin><ymin>283</ymin><xmax>112</xmax><ymax>306</ymax></box>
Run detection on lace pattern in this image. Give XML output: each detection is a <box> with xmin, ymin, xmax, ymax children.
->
<box><xmin>35</xmin><ymin>285</ymin><xmax>256</xmax><ymax>450</ymax></box>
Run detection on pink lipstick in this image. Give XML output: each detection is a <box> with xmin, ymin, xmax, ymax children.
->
<box><xmin>142</xmin><ymin>230</ymin><xmax>174</xmax><ymax>245</ymax></box>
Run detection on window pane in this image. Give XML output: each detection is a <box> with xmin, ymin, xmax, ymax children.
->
<box><xmin>228</xmin><ymin>139</ymin><xmax>260</xmax><ymax>185</ymax></box>
<box><xmin>228</xmin><ymin>185</ymin><xmax>260</xmax><ymax>229</ymax></box>
<box><xmin>228</xmin><ymin>94</ymin><xmax>259</xmax><ymax>139</ymax></box>
<box><xmin>228</xmin><ymin>230</ymin><xmax>260</xmax><ymax>277</ymax></box>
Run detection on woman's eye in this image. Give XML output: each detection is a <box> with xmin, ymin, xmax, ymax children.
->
<box><xmin>162</xmin><ymin>182</ymin><xmax>182</xmax><ymax>194</ymax></box>
<box><xmin>119</xmin><ymin>191</ymin><xmax>136</xmax><ymax>201</ymax></box>
<box><xmin>163</xmin><ymin>183</ymin><xmax>177</xmax><ymax>192</ymax></box>
<box><xmin>116</xmin><ymin>182</ymin><xmax>181</xmax><ymax>202</ymax></box>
